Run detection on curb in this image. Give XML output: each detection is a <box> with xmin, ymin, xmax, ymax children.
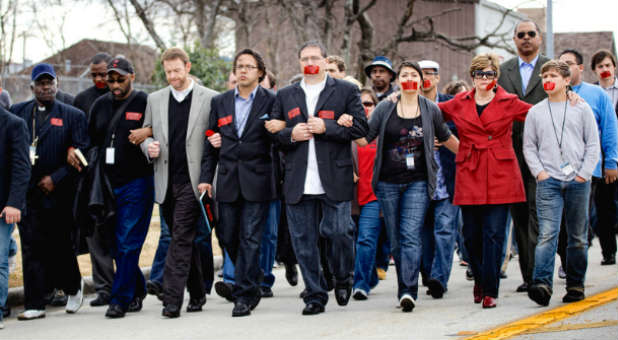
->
<box><xmin>7</xmin><ymin>255</ymin><xmax>223</xmax><ymax>308</ymax></box>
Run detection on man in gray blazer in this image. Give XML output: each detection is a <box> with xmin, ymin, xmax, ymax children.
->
<box><xmin>140</xmin><ymin>47</ymin><xmax>218</xmax><ymax>318</ymax></box>
<box><xmin>498</xmin><ymin>20</ymin><xmax>550</xmax><ymax>294</ymax></box>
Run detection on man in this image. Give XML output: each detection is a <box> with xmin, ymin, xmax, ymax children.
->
<box><xmin>0</xmin><ymin>105</ymin><xmax>30</xmax><ymax>330</ymax></box>
<box><xmin>85</xmin><ymin>57</ymin><xmax>154</xmax><ymax>318</ymax></box>
<box><xmin>558</xmin><ymin>49</ymin><xmax>618</xmax><ymax>267</ymax></box>
<box><xmin>261</xmin><ymin>70</ymin><xmax>277</xmax><ymax>91</ymax></box>
<box><xmin>325</xmin><ymin>56</ymin><xmax>346</xmax><ymax>79</ymax></box>
<box><xmin>590</xmin><ymin>49</ymin><xmax>618</xmax><ymax>265</ymax></box>
<box><xmin>365</xmin><ymin>56</ymin><xmax>397</xmax><ymax>101</ymax></box>
<box><xmin>498</xmin><ymin>20</ymin><xmax>550</xmax><ymax>293</ymax></box>
<box><xmin>524</xmin><ymin>59</ymin><xmax>600</xmax><ymax>305</ymax></box>
<box><xmin>141</xmin><ymin>47</ymin><xmax>217</xmax><ymax>318</ymax></box>
<box><xmin>10</xmin><ymin>63</ymin><xmax>89</xmax><ymax>320</ymax></box>
<box><xmin>71</xmin><ymin>52</ymin><xmax>116</xmax><ymax>307</ymax></box>
<box><xmin>417</xmin><ymin>60</ymin><xmax>460</xmax><ymax>299</ymax></box>
<box><xmin>268</xmin><ymin>40</ymin><xmax>368</xmax><ymax>315</ymax></box>
<box><xmin>199</xmin><ymin>48</ymin><xmax>277</xmax><ymax>317</ymax></box>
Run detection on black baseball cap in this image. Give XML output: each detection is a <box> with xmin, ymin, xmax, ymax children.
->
<box><xmin>107</xmin><ymin>57</ymin><xmax>134</xmax><ymax>76</ymax></box>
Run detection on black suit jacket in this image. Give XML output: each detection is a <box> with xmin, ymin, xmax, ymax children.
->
<box><xmin>0</xmin><ymin>108</ymin><xmax>31</xmax><ymax>211</ymax></box>
<box><xmin>270</xmin><ymin>76</ymin><xmax>368</xmax><ymax>204</ymax></box>
<box><xmin>10</xmin><ymin>99</ymin><xmax>89</xmax><ymax>189</ymax></box>
<box><xmin>436</xmin><ymin>92</ymin><xmax>457</xmax><ymax>200</ymax></box>
<box><xmin>498</xmin><ymin>54</ymin><xmax>550</xmax><ymax>180</ymax></box>
<box><xmin>200</xmin><ymin>86</ymin><xmax>278</xmax><ymax>203</ymax></box>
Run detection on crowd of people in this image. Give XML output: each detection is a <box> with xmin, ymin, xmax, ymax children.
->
<box><xmin>0</xmin><ymin>19</ymin><xmax>616</xmax><ymax>329</ymax></box>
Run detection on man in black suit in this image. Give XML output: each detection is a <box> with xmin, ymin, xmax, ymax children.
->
<box><xmin>0</xmin><ymin>107</ymin><xmax>30</xmax><ymax>329</ymax></box>
<box><xmin>266</xmin><ymin>40</ymin><xmax>368</xmax><ymax>315</ymax></box>
<box><xmin>199</xmin><ymin>49</ymin><xmax>277</xmax><ymax>317</ymax></box>
<box><xmin>10</xmin><ymin>64</ymin><xmax>89</xmax><ymax>320</ymax></box>
<box><xmin>498</xmin><ymin>20</ymin><xmax>550</xmax><ymax>293</ymax></box>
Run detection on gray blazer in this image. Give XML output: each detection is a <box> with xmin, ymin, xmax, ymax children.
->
<box><xmin>366</xmin><ymin>96</ymin><xmax>452</xmax><ymax>199</ymax></box>
<box><xmin>141</xmin><ymin>84</ymin><xmax>218</xmax><ymax>204</ymax></box>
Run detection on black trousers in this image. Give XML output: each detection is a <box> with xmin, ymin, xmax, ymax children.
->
<box><xmin>85</xmin><ymin>225</ymin><xmax>115</xmax><ymax>296</ymax></box>
<box><xmin>593</xmin><ymin>178</ymin><xmax>617</xmax><ymax>258</ymax></box>
<box><xmin>218</xmin><ymin>199</ymin><xmax>269</xmax><ymax>304</ymax></box>
<box><xmin>510</xmin><ymin>177</ymin><xmax>539</xmax><ymax>284</ymax></box>
<box><xmin>161</xmin><ymin>182</ymin><xmax>205</xmax><ymax>308</ymax></box>
<box><xmin>276</xmin><ymin>204</ymin><xmax>297</xmax><ymax>266</ymax></box>
<box><xmin>19</xmin><ymin>187</ymin><xmax>82</xmax><ymax>310</ymax></box>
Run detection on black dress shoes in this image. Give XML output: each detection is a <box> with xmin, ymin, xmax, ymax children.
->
<box><xmin>299</xmin><ymin>289</ymin><xmax>308</xmax><ymax>299</ymax></box>
<box><xmin>601</xmin><ymin>255</ymin><xmax>616</xmax><ymax>265</ymax></box>
<box><xmin>90</xmin><ymin>293</ymin><xmax>111</xmax><ymax>307</ymax></box>
<box><xmin>302</xmin><ymin>302</ymin><xmax>324</xmax><ymax>315</ymax></box>
<box><xmin>285</xmin><ymin>263</ymin><xmax>298</xmax><ymax>286</ymax></box>
<box><xmin>186</xmin><ymin>296</ymin><xmax>207</xmax><ymax>312</ymax></box>
<box><xmin>260</xmin><ymin>287</ymin><xmax>274</xmax><ymax>298</ymax></box>
<box><xmin>105</xmin><ymin>304</ymin><xmax>126</xmax><ymax>318</ymax></box>
<box><xmin>215</xmin><ymin>281</ymin><xmax>235</xmax><ymax>302</ymax></box>
<box><xmin>146</xmin><ymin>280</ymin><xmax>163</xmax><ymax>299</ymax></box>
<box><xmin>162</xmin><ymin>304</ymin><xmax>180</xmax><ymax>318</ymax></box>
<box><xmin>50</xmin><ymin>291</ymin><xmax>68</xmax><ymax>307</ymax></box>
<box><xmin>335</xmin><ymin>285</ymin><xmax>351</xmax><ymax>306</ymax></box>
<box><xmin>127</xmin><ymin>296</ymin><xmax>143</xmax><ymax>312</ymax></box>
<box><xmin>516</xmin><ymin>282</ymin><xmax>529</xmax><ymax>292</ymax></box>
<box><xmin>426</xmin><ymin>278</ymin><xmax>445</xmax><ymax>299</ymax></box>
<box><xmin>232</xmin><ymin>302</ymin><xmax>251</xmax><ymax>317</ymax></box>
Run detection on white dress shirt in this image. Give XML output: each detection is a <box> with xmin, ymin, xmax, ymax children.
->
<box><xmin>300</xmin><ymin>75</ymin><xmax>328</xmax><ymax>195</ymax></box>
<box><xmin>170</xmin><ymin>78</ymin><xmax>194</xmax><ymax>102</ymax></box>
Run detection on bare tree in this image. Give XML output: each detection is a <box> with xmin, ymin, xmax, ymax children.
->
<box><xmin>0</xmin><ymin>0</ymin><xmax>18</xmax><ymax>75</ymax></box>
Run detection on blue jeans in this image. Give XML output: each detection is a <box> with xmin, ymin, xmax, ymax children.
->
<box><xmin>376</xmin><ymin>181</ymin><xmax>430</xmax><ymax>300</ymax></box>
<box><xmin>500</xmin><ymin>214</ymin><xmax>513</xmax><ymax>267</ymax></box>
<box><xmin>353</xmin><ymin>200</ymin><xmax>383</xmax><ymax>293</ymax></box>
<box><xmin>110</xmin><ymin>176</ymin><xmax>154</xmax><ymax>307</ymax></box>
<box><xmin>260</xmin><ymin>200</ymin><xmax>280</xmax><ymax>288</ymax></box>
<box><xmin>534</xmin><ymin>178</ymin><xmax>590</xmax><ymax>290</ymax></box>
<box><xmin>421</xmin><ymin>198</ymin><xmax>460</xmax><ymax>289</ymax></box>
<box><xmin>0</xmin><ymin>220</ymin><xmax>14</xmax><ymax>320</ymax></box>
<box><xmin>150</xmin><ymin>205</ymin><xmax>170</xmax><ymax>285</ymax></box>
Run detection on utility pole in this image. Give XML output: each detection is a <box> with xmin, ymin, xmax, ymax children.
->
<box><xmin>546</xmin><ymin>0</ymin><xmax>554</xmax><ymax>58</ymax></box>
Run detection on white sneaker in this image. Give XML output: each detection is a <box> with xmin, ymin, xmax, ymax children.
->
<box><xmin>0</xmin><ymin>320</ymin><xmax>4</xmax><ymax>329</ymax></box>
<box><xmin>352</xmin><ymin>288</ymin><xmax>368</xmax><ymax>300</ymax></box>
<box><xmin>8</xmin><ymin>256</ymin><xmax>16</xmax><ymax>274</ymax></box>
<box><xmin>66</xmin><ymin>279</ymin><xmax>84</xmax><ymax>314</ymax></box>
<box><xmin>17</xmin><ymin>309</ymin><xmax>45</xmax><ymax>320</ymax></box>
<box><xmin>399</xmin><ymin>294</ymin><xmax>415</xmax><ymax>312</ymax></box>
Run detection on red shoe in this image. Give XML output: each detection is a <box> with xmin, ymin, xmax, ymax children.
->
<box><xmin>473</xmin><ymin>284</ymin><xmax>482</xmax><ymax>304</ymax></box>
<box><xmin>482</xmin><ymin>296</ymin><xmax>496</xmax><ymax>308</ymax></box>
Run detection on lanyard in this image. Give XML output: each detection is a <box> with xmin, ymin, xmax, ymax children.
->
<box><xmin>547</xmin><ymin>100</ymin><xmax>568</xmax><ymax>158</ymax></box>
<box><xmin>31</xmin><ymin>105</ymin><xmax>40</xmax><ymax>147</ymax></box>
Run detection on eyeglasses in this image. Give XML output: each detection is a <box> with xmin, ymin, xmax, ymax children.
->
<box><xmin>107</xmin><ymin>77</ymin><xmax>128</xmax><ymax>84</ymax></box>
<box><xmin>362</xmin><ymin>101</ymin><xmax>375</xmax><ymax>107</ymax></box>
<box><xmin>422</xmin><ymin>71</ymin><xmax>439</xmax><ymax>76</ymax></box>
<box><xmin>235</xmin><ymin>65</ymin><xmax>258</xmax><ymax>71</ymax></box>
<box><xmin>516</xmin><ymin>31</ymin><xmax>537</xmax><ymax>39</ymax></box>
<box><xmin>472</xmin><ymin>70</ymin><xmax>497</xmax><ymax>79</ymax></box>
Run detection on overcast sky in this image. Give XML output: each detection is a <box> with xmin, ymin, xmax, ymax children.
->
<box><xmin>12</xmin><ymin>0</ymin><xmax>618</xmax><ymax>65</ymax></box>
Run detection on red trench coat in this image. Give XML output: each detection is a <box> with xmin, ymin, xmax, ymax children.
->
<box><xmin>438</xmin><ymin>86</ymin><xmax>532</xmax><ymax>206</ymax></box>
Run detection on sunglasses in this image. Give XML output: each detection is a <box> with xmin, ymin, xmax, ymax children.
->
<box><xmin>516</xmin><ymin>31</ymin><xmax>537</xmax><ymax>39</ymax></box>
<box><xmin>472</xmin><ymin>70</ymin><xmax>497</xmax><ymax>79</ymax></box>
<box><xmin>107</xmin><ymin>78</ymin><xmax>128</xmax><ymax>84</ymax></box>
<box><xmin>362</xmin><ymin>101</ymin><xmax>375</xmax><ymax>107</ymax></box>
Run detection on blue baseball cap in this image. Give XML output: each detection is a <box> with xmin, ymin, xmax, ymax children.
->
<box><xmin>364</xmin><ymin>56</ymin><xmax>396</xmax><ymax>79</ymax></box>
<box><xmin>31</xmin><ymin>63</ymin><xmax>57</xmax><ymax>81</ymax></box>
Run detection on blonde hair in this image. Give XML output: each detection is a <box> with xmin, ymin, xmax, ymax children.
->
<box><xmin>469</xmin><ymin>53</ymin><xmax>500</xmax><ymax>78</ymax></box>
<box><xmin>161</xmin><ymin>47</ymin><xmax>190</xmax><ymax>65</ymax></box>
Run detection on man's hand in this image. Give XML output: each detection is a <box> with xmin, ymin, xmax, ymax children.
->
<box><xmin>265</xmin><ymin>119</ymin><xmax>286</xmax><ymax>134</ymax></box>
<box><xmin>38</xmin><ymin>176</ymin><xmax>55</xmax><ymax>195</ymax></box>
<box><xmin>336</xmin><ymin>113</ymin><xmax>354</xmax><ymax>127</ymax></box>
<box><xmin>67</xmin><ymin>147</ymin><xmax>82</xmax><ymax>172</ymax></box>
<box><xmin>434</xmin><ymin>138</ymin><xmax>442</xmax><ymax>151</ymax></box>
<box><xmin>575</xmin><ymin>175</ymin><xmax>587</xmax><ymax>183</ymax></box>
<box><xmin>198</xmin><ymin>183</ymin><xmax>213</xmax><ymax>198</ymax></box>
<box><xmin>0</xmin><ymin>206</ymin><xmax>21</xmax><ymax>224</ymax></box>
<box><xmin>566</xmin><ymin>91</ymin><xmax>584</xmax><ymax>106</ymax></box>
<box><xmin>208</xmin><ymin>133</ymin><xmax>222</xmax><ymax>148</ymax></box>
<box><xmin>307</xmin><ymin>117</ymin><xmax>326</xmax><ymax>134</ymax></box>
<box><xmin>148</xmin><ymin>141</ymin><xmax>160</xmax><ymax>159</ymax></box>
<box><xmin>537</xmin><ymin>171</ymin><xmax>550</xmax><ymax>182</ymax></box>
<box><xmin>387</xmin><ymin>91</ymin><xmax>401</xmax><ymax>103</ymax></box>
<box><xmin>291</xmin><ymin>123</ymin><xmax>313</xmax><ymax>141</ymax></box>
<box><xmin>604</xmin><ymin>168</ymin><xmax>617</xmax><ymax>184</ymax></box>
<box><xmin>129</xmin><ymin>127</ymin><xmax>152</xmax><ymax>145</ymax></box>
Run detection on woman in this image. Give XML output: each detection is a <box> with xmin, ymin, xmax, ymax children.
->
<box><xmin>351</xmin><ymin>88</ymin><xmax>384</xmax><ymax>300</ymax></box>
<box><xmin>352</xmin><ymin>61</ymin><xmax>459</xmax><ymax>312</ymax></box>
<box><xmin>437</xmin><ymin>53</ymin><xmax>532</xmax><ymax>308</ymax></box>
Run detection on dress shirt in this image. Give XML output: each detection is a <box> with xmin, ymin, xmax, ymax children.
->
<box><xmin>300</xmin><ymin>75</ymin><xmax>328</xmax><ymax>195</ymax></box>
<box><xmin>234</xmin><ymin>85</ymin><xmax>258</xmax><ymax>137</ymax></box>
<box><xmin>170</xmin><ymin>78</ymin><xmax>194</xmax><ymax>103</ymax></box>
<box><xmin>519</xmin><ymin>54</ymin><xmax>539</xmax><ymax>94</ymax></box>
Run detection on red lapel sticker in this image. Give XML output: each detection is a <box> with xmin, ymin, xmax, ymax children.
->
<box><xmin>218</xmin><ymin>115</ymin><xmax>233</xmax><ymax>127</ymax></box>
<box><xmin>51</xmin><ymin>118</ymin><xmax>63</xmax><ymax>126</ymax></box>
<box><xmin>125</xmin><ymin>112</ymin><xmax>143</xmax><ymax>121</ymax></box>
<box><xmin>288</xmin><ymin>107</ymin><xmax>301</xmax><ymax>119</ymax></box>
<box><xmin>318</xmin><ymin>110</ymin><xmax>334</xmax><ymax>119</ymax></box>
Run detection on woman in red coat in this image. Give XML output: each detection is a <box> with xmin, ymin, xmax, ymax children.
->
<box><xmin>438</xmin><ymin>53</ymin><xmax>531</xmax><ymax>308</ymax></box>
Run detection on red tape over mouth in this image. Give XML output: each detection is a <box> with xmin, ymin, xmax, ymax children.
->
<box><xmin>601</xmin><ymin>71</ymin><xmax>612</xmax><ymax>78</ymax></box>
<box><xmin>485</xmin><ymin>80</ymin><xmax>497</xmax><ymax>91</ymax></box>
<box><xmin>423</xmin><ymin>79</ymin><xmax>431</xmax><ymax>88</ymax></box>
<box><xmin>543</xmin><ymin>82</ymin><xmax>556</xmax><ymax>91</ymax></box>
<box><xmin>401</xmin><ymin>80</ymin><xmax>418</xmax><ymax>90</ymax></box>
<box><xmin>304</xmin><ymin>65</ymin><xmax>320</xmax><ymax>74</ymax></box>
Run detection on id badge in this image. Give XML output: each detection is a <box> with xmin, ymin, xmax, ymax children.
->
<box><xmin>106</xmin><ymin>147</ymin><xmax>115</xmax><ymax>165</ymax></box>
<box><xmin>560</xmin><ymin>162</ymin><xmax>574</xmax><ymax>176</ymax></box>
<box><xmin>405</xmin><ymin>154</ymin><xmax>416</xmax><ymax>170</ymax></box>
<box><xmin>29</xmin><ymin>146</ymin><xmax>37</xmax><ymax>165</ymax></box>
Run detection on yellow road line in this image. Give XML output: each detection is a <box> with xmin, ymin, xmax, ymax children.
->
<box><xmin>521</xmin><ymin>320</ymin><xmax>618</xmax><ymax>334</ymax></box>
<box><xmin>463</xmin><ymin>287</ymin><xmax>618</xmax><ymax>340</ymax></box>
